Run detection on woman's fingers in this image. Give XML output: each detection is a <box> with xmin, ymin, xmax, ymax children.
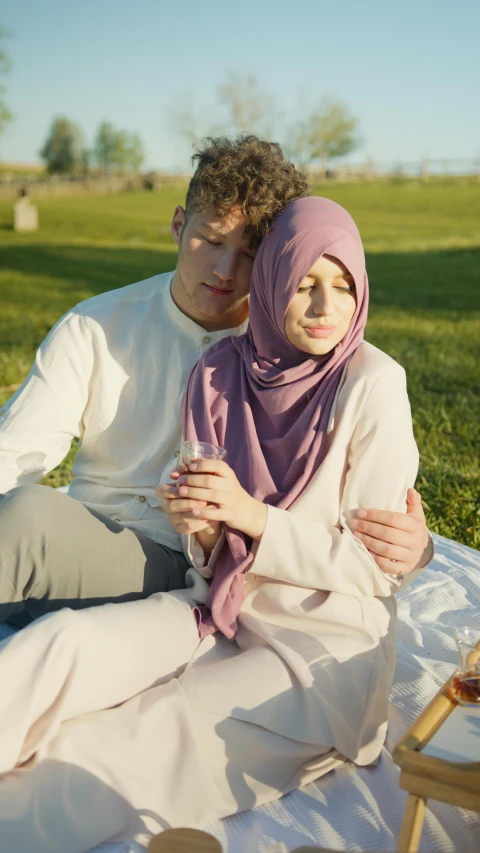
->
<box><xmin>177</xmin><ymin>484</ymin><xmax>222</xmax><ymax>504</ymax></box>
<box><xmin>185</xmin><ymin>459</ymin><xmax>229</xmax><ymax>476</ymax></box>
<box><xmin>191</xmin><ymin>505</ymin><xmax>224</xmax><ymax>519</ymax></box>
<box><xmin>177</xmin><ymin>473</ymin><xmax>227</xmax><ymax>490</ymax></box>
<box><xmin>166</xmin><ymin>498</ymin><xmax>208</xmax><ymax>513</ymax></box>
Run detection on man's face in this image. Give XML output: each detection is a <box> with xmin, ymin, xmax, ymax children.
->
<box><xmin>170</xmin><ymin>205</ymin><xmax>256</xmax><ymax>331</ymax></box>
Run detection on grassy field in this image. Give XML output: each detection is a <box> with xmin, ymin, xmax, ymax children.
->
<box><xmin>0</xmin><ymin>180</ymin><xmax>479</xmax><ymax>548</ymax></box>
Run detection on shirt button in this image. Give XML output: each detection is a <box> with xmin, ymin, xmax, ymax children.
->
<box><xmin>202</xmin><ymin>336</ymin><xmax>211</xmax><ymax>344</ymax></box>
<box><xmin>173</xmin><ymin>450</ymin><xmax>180</xmax><ymax>457</ymax></box>
<box><xmin>138</xmin><ymin>495</ymin><xmax>146</xmax><ymax>503</ymax></box>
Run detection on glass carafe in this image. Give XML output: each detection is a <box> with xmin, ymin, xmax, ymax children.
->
<box><xmin>447</xmin><ymin>626</ymin><xmax>480</xmax><ymax>708</ymax></box>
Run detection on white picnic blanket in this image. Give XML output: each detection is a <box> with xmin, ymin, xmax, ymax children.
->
<box><xmin>1</xmin><ymin>533</ymin><xmax>479</xmax><ymax>852</ymax></box>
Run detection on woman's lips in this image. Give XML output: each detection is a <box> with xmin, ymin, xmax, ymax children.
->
<box><xmin>304</xmin><ymin>326</ymin><xmax>335</xmax><ymax>338</ymax></box>
<box><xmin>203</xmin><ymin>283</ymin><xmax>233</xmax><ymax>296</ymax></box>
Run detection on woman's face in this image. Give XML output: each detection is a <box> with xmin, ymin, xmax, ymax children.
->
<box><xmin>284</xmin><ymin>254</ymin><xmax>357</xmax><ymax>356</ymax></box>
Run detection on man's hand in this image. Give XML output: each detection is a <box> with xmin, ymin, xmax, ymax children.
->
<box><xmin>350</xmin><ymin>488</ymin><xmax>433</xmax><ymax>576</ymax></box>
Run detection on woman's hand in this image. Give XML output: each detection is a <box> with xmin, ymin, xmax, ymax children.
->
<box><xmin>157</xmin><ymin>476</ymin><xmax>217</xmax><ymax>536</ymax></box>
<box><xmin>174</xmin><ymin>459</ymin><xmax>267</xmax><ymax>542</ymax></box>
<box><xmin>157</xmin><ymin>474</ymin><xmax>222</xmax><ymax>560</ymax></box>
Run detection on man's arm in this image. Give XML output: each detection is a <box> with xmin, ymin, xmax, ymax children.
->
<box><xmin>0</xmin><ymin>311</ymin><xmax>93</xmax><ymax>492</ymax></box>
<box><xmin>350</xmin><ymin>487</ymin><xmax>433</xmax><ymax>575</ymax></box>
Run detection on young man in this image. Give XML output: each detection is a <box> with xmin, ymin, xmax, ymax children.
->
<box><xmin>0</xmin><ymin>135</ymin><xmax>432</xmax><ymax>625</ymax></box>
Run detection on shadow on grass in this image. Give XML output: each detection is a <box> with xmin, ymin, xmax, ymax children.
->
<box><xmin>0</xmin><ymin>243</ymin><xmax>179</xmax><ymax>350</ymax></box>
<box><xmin>0</xmin><ymin>242</ymin><xmax>178</xmax><ymax>297</ymax></box>
<box><xmin>1</xmin><ymin>240</ymin><xmax>479</xmax><ymax>376</ymax></box>
<box><xmin>1</xmin><ymin>241</ymin><xmax>479</xmax><ymax>310</ymax></box>
<box><xmin>366</xmin><ymin>246</ymin><xmax>480</xmax><ymax>312</ymax></box>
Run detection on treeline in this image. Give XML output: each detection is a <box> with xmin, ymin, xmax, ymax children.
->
<box><xmin>40</xmin><ymin>118</ymin><xmax>145</xmax><ymax>175</ymax></box>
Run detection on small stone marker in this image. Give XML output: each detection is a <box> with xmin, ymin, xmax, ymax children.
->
<box><xmin>13</xmin><ymin>195</ymin><xmax>39</xmax><ymax>232</ymax></box>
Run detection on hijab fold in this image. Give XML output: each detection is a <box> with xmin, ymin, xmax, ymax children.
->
<box><xmin>181</xmin><ymin>197</ymin><xmax>369</xmax><ymax>639</ymax></box>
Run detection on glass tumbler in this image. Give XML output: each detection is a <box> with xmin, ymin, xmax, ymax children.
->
<box><xmin>179</xmin><ymin>439</ymin><xmax>227</xmax><ymax>468</ymax></box>
<box><xmin>177</xmin><ymin>440</ymin><xmax>227</xmax><ymax>536</ymax></box>
<box><xmin>447</xmin><ymin>626</ymin><xmax>480</xmax><ymax>708</ymax></box>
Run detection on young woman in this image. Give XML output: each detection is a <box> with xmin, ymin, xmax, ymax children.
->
<box><xmin>0</xmin><ymin>197</ymin><xmax>419</xmax><ymax>853</ymax></box>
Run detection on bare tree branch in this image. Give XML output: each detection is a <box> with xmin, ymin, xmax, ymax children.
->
<box><xmin>217</xmin><ymin>72</ymin><xmax>276</xmax><ymax>136</ymax></box>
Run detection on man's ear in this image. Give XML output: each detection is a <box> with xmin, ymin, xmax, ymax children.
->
<box><xmin>171</xmin><ymin>206</ymin><xmax>186</xmax><ymax>246</ymax></box>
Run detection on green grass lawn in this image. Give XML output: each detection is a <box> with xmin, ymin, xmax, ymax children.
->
<box><xmin>1</xmin><ymin>180</ymin><xmax>479</xmax><ymax>548</ymax></box>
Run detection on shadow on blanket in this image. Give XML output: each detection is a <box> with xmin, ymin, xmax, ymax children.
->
<box><xmin>0</xmin><ymin>758</ymin><xmax>165</xmax><ymax>853</ymax></box>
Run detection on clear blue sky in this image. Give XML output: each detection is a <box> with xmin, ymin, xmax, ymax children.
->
<box><xmin>1</xmin><ymin>0</ymin><xmax>479</xmax><ymax>171</ymax></box>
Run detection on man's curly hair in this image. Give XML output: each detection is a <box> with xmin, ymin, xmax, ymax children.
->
<box><xmin>185</xmin><ymin>134</ymin><xmax>309</xmax><ymax>249</ymax></box>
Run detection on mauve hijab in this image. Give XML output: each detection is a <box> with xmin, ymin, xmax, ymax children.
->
<box><xmin>182</xmin><ymin>196</ymin><xmax>369</xmax><ymax>639</ymax></box>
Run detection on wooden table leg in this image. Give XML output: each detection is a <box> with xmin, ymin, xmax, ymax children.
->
<box><xmin>148</xmin><ymin>828</ymin><xmax>222</xmax><ymax>853</ymax></box>
<box><xmin>396</xmin><ymin>794</ymin><xmax>427</xmax><ymax>853</ymax></box>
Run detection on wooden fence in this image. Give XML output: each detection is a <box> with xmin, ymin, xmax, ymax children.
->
<box><xmin>0</xmin><ymin>172</ymin><xmax>189</xmax><ymax>203</ymax></box>
<box><xmin>1</xmin><ymin>158</ymin><xmax>478</xmax><ymax>203</ymax></box>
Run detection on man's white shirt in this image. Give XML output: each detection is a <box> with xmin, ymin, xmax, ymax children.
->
<box><xmin>0</xmin><ymin>272</ymin><xmax>247</xmax><ymax>551</ymax></box>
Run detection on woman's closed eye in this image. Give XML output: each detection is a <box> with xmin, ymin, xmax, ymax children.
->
<box><xmin>335</xmin><ymin>283</ymin><xmax>356</xmax><ymax>294</ymax></box>
<box><xmin>297</xmin><ymin>280</ymin><xmax>355</xmax><ymax>295</ymax></box>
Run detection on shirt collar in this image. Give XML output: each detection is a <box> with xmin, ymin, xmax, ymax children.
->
<box><xmin>163</xmin><ymin>271</ymin><xmax>249</xmax><ymax>342</ymax></box>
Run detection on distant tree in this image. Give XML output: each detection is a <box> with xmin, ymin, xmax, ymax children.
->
<box><xmin>217</xmin><ymin>71</ymin><xmax>275</xmax><ymax>136</ymax></box>
<box><xmin>94</xmin><ymin>121</ymin><xmax>118</xmax><ymax>171</ymax></box>
<box><xmin>94</xmin><ymin>122</ymin><xmax>145</xmax><ymax>171</ymax></box>
<box><xmin>113</xmin><ymin>130</ymin><xmax>145</xmax><ymax>171</ymax></box>
<box><xmin>292</xmin><ymin>99</ymin><xmax>359</xmax><ymax>178</ymax></box>
<box><xmin>0</xmin><ymin>26</ymin><xmax>13</xmax><ymax>138</ymax></box>
<box><xmin>40</xmin><ymin>116</ymin><xmax>86</xmax><ymax>174</ymax></box>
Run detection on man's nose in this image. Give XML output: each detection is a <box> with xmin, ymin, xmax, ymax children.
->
<box><xmin>213</xmin><ymin>250</ymin><xmax>236</xmax><ymax>282</ymax></box>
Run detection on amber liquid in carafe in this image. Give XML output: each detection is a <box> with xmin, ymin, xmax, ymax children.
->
<box><xmin>448</xmin><ymin>673</ymin><xmax>480</xmax><ymax>706</ymax></box>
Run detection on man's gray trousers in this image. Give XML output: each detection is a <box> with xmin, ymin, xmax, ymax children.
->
<box><xmin>0</xmin><ymin>485</ymin><xmax>189</xmax><ymax>626</ymax></box>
